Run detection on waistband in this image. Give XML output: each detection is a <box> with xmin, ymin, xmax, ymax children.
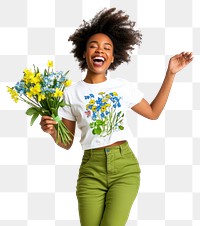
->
<box><xmin>84</xmin><ymin>141</ymin><xmax>131</xmax><ymax>155</ymax></box>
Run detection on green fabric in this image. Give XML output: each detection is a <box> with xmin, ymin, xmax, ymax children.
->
<box><xmin>76</xmin><ymin>142</ymin><xmax>140</xmax><ymax>226</ymax></box>
<box><xmin>53</xmin><ymin>115</ymin><xmax>61</xmax><ymax>122</ymax></box>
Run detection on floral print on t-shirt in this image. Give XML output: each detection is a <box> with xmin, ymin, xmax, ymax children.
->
<box><xmin>84</xmin><ymin>91</ymin><xmax>124</xmax><ymax>137</ymax></box>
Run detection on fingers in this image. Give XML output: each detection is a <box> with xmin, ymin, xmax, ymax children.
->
<box><xmin>40</xmin><ymin>115</ymin><xmax>58</xmax><ymax>134</ymax></box>
<box><xmin>181</xmin><ymin>51</ymin><xmax>193</xmax><ymax>61</ymax></box>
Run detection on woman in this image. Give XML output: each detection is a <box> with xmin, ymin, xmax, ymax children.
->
<box><xmin>40</xmin><ymin>8</ymin><xmax>193</xmax><ymax>226</ymax></box>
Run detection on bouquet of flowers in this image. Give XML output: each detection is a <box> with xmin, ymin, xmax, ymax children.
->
<box><xmin>7</xmin><ymin>61</ymin><xmax>73</xmax><ymax>145</ymax></box>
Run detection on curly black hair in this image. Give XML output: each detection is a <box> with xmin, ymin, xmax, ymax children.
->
<box><xmin>68</xmin><ymin>8</ymin><xmax>142</xmax><ymax>71</ymax></box>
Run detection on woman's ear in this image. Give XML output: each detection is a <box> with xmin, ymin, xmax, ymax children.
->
<box><xmin>111</xmin><ymin>56</ymin><xmax>114</xmax><ymax>63</ymax></box>
<box><xmin>83</xmin><ymin>52</ymin><xmax>86</xmax><ymax>58</ymax></box>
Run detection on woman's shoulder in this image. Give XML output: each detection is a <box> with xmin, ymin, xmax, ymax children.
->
<box><xmin>64</xmin><ymin>80</ymin><xmax>82</xmax><ymax>90</ymax></box>
<box><xmin>110</xmin><ymin>77</ymin><xmax>131</xmax><ymax>86</ymax></box>
<box><xmin>63</xmin><ymin>80</ymin><xmax>83</xmax><ymax>96</ymax></box>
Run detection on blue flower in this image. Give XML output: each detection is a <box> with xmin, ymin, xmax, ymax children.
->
<box><xmin>84</xmin><ymin>96</ymin><xmax>90</xmax><ymax>100</ymax></box>
<box><xmin>89</xmin><ymin>94</ymin><xmax>95</xmax><ymax>98</ymax></box>
<box><xmin>96</xmin><ymin>105</ymin><xmax>101</xmax><ymax>111</ymax></box>
<box><xmin>100</xmin><ymin>112</ymin><xmax>105</xmax><ymax>118</ymax></box>
<box><xmin>117</xmin><ymin>102</ymin><xmax>121</xmax><ymax>107</ymax></box>
<box><xmin>92</xmin><ymin>113</ymin><xmax>97</xmax><ymax>121</ymax></box>
<box><xmin>96</xmin><ymin>97</ymin><xmax>102</xmax><ymax>105</ymax></box>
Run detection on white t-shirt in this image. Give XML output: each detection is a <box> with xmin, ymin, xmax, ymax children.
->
<box><xmin>59</xmin><ymin>77</ymin><xmax>144</xmax><ymax>150</ymax></box>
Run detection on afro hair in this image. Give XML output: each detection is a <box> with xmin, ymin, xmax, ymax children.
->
<box><xmin>68</xmin><ymin>8</ymin><xmax>142</xmax><ymax>71</ymax></box>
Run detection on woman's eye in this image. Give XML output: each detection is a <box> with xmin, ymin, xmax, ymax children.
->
<box><xmin>90</xmin><ymin>45</ymin><xmax>97</xmax><ymax>48</ymax></box>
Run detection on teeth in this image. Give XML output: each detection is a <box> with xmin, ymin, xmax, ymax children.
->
<box><xmin>93</xmin><ymin>56</ymin><xmax>105</xmax><ymax>62</ymax></box>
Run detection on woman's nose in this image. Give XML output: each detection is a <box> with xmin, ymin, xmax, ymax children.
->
<box><xmin>95</xmin><ymin>48</ymin><xmax>103</xmax><ymax>54</ymax></box>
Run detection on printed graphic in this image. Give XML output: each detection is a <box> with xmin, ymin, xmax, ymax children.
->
<box><xmin>84</xmin><ymin>92</ymin><xmax>124</xmax><ymax>136</ymax></box>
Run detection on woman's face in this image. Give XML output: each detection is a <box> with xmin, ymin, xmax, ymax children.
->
<box><xmin>84</xmin><ymin>33</ymin><xmax>114</xmax><ymax>75</ymax></box>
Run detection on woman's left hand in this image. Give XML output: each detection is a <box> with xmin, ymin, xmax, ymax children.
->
<box><xmin>167</xmin><ymin>52</ymin><xmax>193</xmax><ymax>75</ymax></box>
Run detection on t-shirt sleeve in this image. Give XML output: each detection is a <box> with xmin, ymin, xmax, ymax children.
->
<box><xmin>125</xmin><ymin>81</ymin><xmax>144</xmax><ymax>108</ymax></box>
<box><xmin>58</xmin><ymin>90</ymin><xmax>76</xmax><ymax>121</ymax></box>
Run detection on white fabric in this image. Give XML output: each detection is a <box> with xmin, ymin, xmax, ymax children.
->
<box><xmin>59</xmin><ymin>77</ymin><xmax>144</xmax><ymax>150</ymax></box>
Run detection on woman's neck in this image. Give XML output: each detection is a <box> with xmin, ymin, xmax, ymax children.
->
<box><xmin>83</xmin><ymin>73</ymin><xmax>107</xmax><ymax>84</ymax></box>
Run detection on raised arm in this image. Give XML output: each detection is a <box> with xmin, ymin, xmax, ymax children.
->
<box><xmin>132</xmin><ymin>52</ymin><xmax>193</xmax><ymax>120</ymax></box>
<box><xmin>40</xmin><ymin>116</ymin><xmax>76</xmax><ymax>150</ymax></box>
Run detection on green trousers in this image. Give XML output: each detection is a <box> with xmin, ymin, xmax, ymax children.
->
<box><xmin>76</xmin><ymin>142</ymin><xmax>141</xmax><ymax>226</ymax></box>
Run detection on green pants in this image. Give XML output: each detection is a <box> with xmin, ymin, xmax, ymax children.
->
<box><xmin>76</xmin><ymin>142</ymin><xmax>141</xmax><ymax>226</ymax></box>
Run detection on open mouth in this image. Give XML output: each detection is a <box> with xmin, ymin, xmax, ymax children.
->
<box><xmin>92</xmin><ymin>56</ymin><xmax>105</xmax><ymax>67</ymax></box>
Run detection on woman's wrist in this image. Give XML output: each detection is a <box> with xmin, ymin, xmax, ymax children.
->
<box><xmin>166</xmin><ymin>68</ymin><xmax>176</xmax><ymax>78</ymax></box>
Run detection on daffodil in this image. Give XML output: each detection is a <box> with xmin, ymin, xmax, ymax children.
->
<box><xmin>31</xmin><ymin>73</ymin><xmax>41</xmax><ymax>84</ymax></box>
<box><xmin>7</xmin><ymin>62</ymin><xmax>72</xmax><ymax>145</ymax></box>
<box><xmin>23</xmin><ymin>69</ymin><xmax>35</xmax><ymax>84</ymax></box>
<box><xmin>54</xmin><ymin>88</ymin><xmax>63</xmax><ymax>97</ymax></box>
<box><xmin>30</xmin><ymin>83</ymin><xmax>41</xmax><ymax>95</ymax></box>
<box><xmin>7</xmin><ymin>87</ymin><xmax>19</xmax><ymax>103</ymax></box>
<box><xmin>64</xmin><ymin>79</ymin><xmax>72</xmax><ymax>87</ymax></box>
<box><xmin>26</xmin><ymin>91</ymin><xmax>33</xmax><ymax>99</ymax></box>
<box><xmin>47</xmin><ymin>60</ymin><xmax>53</xmax><ymax>68</ymax></box>
<box><xmin>37</xmin><ymin>93</ymin><xmax>46</xmax><ymax>102</ymax></box>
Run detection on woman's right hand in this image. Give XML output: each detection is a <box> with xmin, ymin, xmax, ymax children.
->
<box><xmin>40</xmin><ymin>115</ymin><xmax>57</xmax><ymax>136</ymax></box>
<box><xmin>40</xmin><ymin>115</ymin><xmax>76</xmax><ymax>149</ymax></box>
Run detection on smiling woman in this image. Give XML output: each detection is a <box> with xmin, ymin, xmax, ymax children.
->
<box><xmin>39</xmin><ymin>7</ymin><xmax>193</xmax><ymax>226</ymax></box>
<box><xmin>83</xmin><ymin>33</ymin><xmax>114</xmax><ymax>78</ymax></box>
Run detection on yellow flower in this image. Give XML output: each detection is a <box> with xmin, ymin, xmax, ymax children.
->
<box><xmin>112</xmin><ymin>92</ymin><xmax>118</xmax><ymax>96</ymax></box>
<box><xmin>105</xmin><ymin>103</ymin><xmax>111</xmax><ymax>107</ymax></box>
<box><xmin>23</xmin><ymin>69</ymin><xmax>35</xmax><ymax>84</ymax></box>
<box><xmin>54</xmin><ymin>88</ymin><xmax>63</xmax><ymax>97</ymax></box>
<box><xmin>7</xmin><ymin>87</ymin><xmax>12</xmax><ymax>94</ymax></box>
<box><xmin>105</xmin><ymin>94</ymin><xmax>111</xmax><ymax>99</ymax></box>
<box><xmin>23</xmin><ymin>68</ymin><xmax>32</xmax><ymax>75</ymax></box>
<box><xmin>31</xmin><ymin>73</ymin><xmax>41</xmax><ymax>84</ymax></box>
<box><xmin>26</xmin><ymin>91</ymin><xmax>33</xmax><ymax>98</ymax></box>
<box><xmin>98</xmin><ymin>92</ymin><xmax>105</xmax><ymax>95</ymax></box>
<box><xmin>92</xmin><ymin>105</ymin><xmax>97</xmax><ymax>112</ymax></box>
<box><xmin>7</xmin><ymin>87</ymin><xmax>19</xmax><ymax>103</ymax></box>
<box><xmin>47</xmin><ymin>60</ymin><xmax>53</xmax><ymax>68</ymax></box>
<box><xmin>101</xmin><ymin>106</ymin><xmax>107</xmax><ymax>112</ymax></box>
<box><xmin>64</xmin><ymin>79</ymin><xmax>72</xmax><ymax>87</ymax></box>
<box><xmin>89</xmin><ymin>99</ymin><xmax>95</xmax><ymax>105</ymax></box>
<box><xmin>30</xmin><ymin>83</ymin><xmax>41</xmax><ymax>95</ymax></box>
<box><xmin>102</xmin><ymin>98</ymin><xmax>108</xmax><ymax>103</ymax></box>
<box><xmin>86</xmin><ymin>104</ymin><xmax>90</xmax><ymax>110</ymax></box>
<box><xmin>37</xmin><ymin>93</ymin><xmax>46</xmax><ymax>102</ymax></box>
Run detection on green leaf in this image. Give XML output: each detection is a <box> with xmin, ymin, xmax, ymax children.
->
<box><xmin>94</xmin><ymin>127</ymin><xmax>102</xmax><ymax>135</ymax></box>
<box><xmin>50</xmin><ymin>108</ymin><xmax>57</xmax><ymax>116</ymax></box>
<box><xmin>40</xmin><ymin>108</ymin><xmax>50</xmax><ymax>115</ymax></box>
<box><xmin>36</xmin><ymin>67</ymin><xmax>39</xmax><ymax>74</ymax></box>
<box><xmin>26</xmin><ymin>107</ymin><xmax>38</xmax><ymax>116</ymax></box>
<box><xmin>119</xmin><ymin>125</ymin><xmax>124</xmax><ymax>130</ymax></box>
<box><xmin>96</xmin><ymin>120</ymin><xmax>104</xmax><ymax>125</ymax></box>
<box><xmin>59</xmin><ymin>100</ymin><xmax>66</xmax><ymax>108</ymax></box>
<box><xmin>64</xmin><ymin>70</ymin><xmax>69</xmax><ymax>76</ymax></box>
<box><xmin>44</xmin><ymin>69</ymin><xmax>48</xmax><ymax>76</ymax></box>
<box><xmin>30</xmin><ymin>112</ymin><xmax>39</xmax><ymax>126</ymax></box>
